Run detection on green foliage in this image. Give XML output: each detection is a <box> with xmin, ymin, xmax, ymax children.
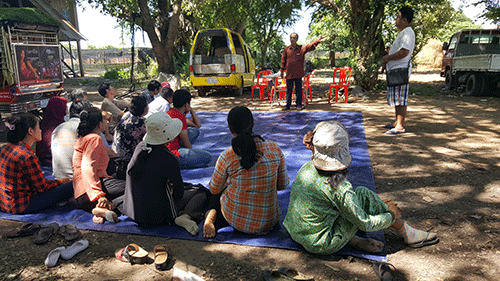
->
<box><xmin>254</xmin><ymin>36</ymin><xmax>286</xmax><ymax>71</ymax></box>
<box><xmin>189</xmin><ymin>0</ymin><xmax>250</xmax><ymax>32</ymax></box>
<box><xmin>173</xmin><ymin>49</ymin><xmax>191</xmax><ymax>79</ymax></box>
<box><xmin>477</xmin><ymin>0</ymin><xmax>500</xmax><ymax>23</ymax></box>
<box><xmin>103</xmin><ymin>68</ymin><xmax>129</xmax><ymax>80</ymax></box>
<box><xmin>308</xmin><ymin>7</ymin><xmax>350</xmax><ymax>53</ymax></box>
<box><xmin>0</xmin><ymin>8</ymin><xmax>61</xmax><ymax>26</ymax></box>
<box><xmin>85</xmin><ymin>44</ymin><xmax>120</xmax><ymax>49</ymax></box>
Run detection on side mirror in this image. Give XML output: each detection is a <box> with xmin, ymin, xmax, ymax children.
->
<box><xmin>442</xmin><ymin>42</ymin><xmax>449</xmax><ymax>51</ymax></box>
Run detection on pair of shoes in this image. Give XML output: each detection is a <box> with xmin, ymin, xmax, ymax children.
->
<box><xmin>115</xmin><ymin>243</ymin><xmax>149</xmax><ymax>265</ymax></box>
<box><xmin>58</xmin><ymin>224</ymin><xmax>81</xmax><ymax>241</ymax></box>
<box><xmin>383</xmin><ymin>123</ymin><xmax>395</xmax><ymax>129</ymax></box>
<box><xmin>385</xmin><ymin>128</ymin><xmax>405</xmax><ymax>135</ymax></box>
<box><xmin>282</xmin><ymin>107</ymin><xmax>290</xmax><ymax>111</ymax></box>
<box><xmin>45</xmin><ymin>240</ymin><xmax>89</xmax><ymax>268</ymax></box>
<box><xmin>262</xmin><ymin>267</ymin><xmax>314</xmax><ymax>281</ymax></box>
<box><xmin>34</xmin><ymin>223</ymin><xmax>59</xmax><ymax>245</ymax></box>
<box><xmin>5</xmin><ymin>223</ymin><xmax>41</xmax><ymax>238</ymax></box>
<box><xmin>154</xmin><ymin>245</ymin><xmax>170</xmax><ymax>270</ymax></box>
<box><xmin>372</xmin><ymin>262</ymin><xmax>396</xmax><ymax>281</ymax></box>
<box><xmin>296</xmin><ymin>105</ymin><xmax>305</xmax><ymax>111</ymax></box>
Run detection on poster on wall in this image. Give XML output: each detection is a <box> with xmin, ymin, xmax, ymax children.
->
<box><xmin>14</xmin><ymin>45</ymin><xmax>63</xmax><ymax>86</ymax></box>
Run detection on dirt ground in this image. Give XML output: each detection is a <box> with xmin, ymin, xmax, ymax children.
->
<box><xmin>1</xmin><ymin>70</ymin><xmax>500</xmax><ymax>281</ymax></box>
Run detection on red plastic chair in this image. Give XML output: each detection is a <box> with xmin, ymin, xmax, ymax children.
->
<box><xmin>302</xmin><ymin>70</ymin><xmax>314</xmax><ymax>104</ymax></box>
<box><xmin>251</xmin><ymin>70</ymin><xmax>272</xmax><ymax>100</ymax></box>
<box><xmin>328</xmin><ymin>67</ymin><xmax>352</xmax><ymax>103</ymax></box>
<box><xmin>271</xmin><ymin>71</ymin><xmax>291</xmax><ymax>102</ymax></box>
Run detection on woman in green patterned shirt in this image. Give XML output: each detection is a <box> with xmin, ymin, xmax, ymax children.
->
<box><xmin>283</xmin><ymin>121</ymin><xmax>439</xmax><ymax>254</ymax></box>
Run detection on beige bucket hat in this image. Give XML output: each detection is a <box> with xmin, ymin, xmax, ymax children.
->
<box><xmin>311</xmin><ymin>121</ymin><xmax>352</xmax><ymax>171</ymax></box>
<box><xmin>143</xmin><ymin>112</ymin><xmax>182</xmax><ymax>145</ymax></box>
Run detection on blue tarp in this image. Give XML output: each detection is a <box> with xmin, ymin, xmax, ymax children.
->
<box><xmin>0</xmin><ymin>111</ymin><xmax>386</xmax><ymax>262</ymax></box>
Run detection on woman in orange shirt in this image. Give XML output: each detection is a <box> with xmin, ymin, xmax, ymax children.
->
<box><xmin>72</xmin><ymin>107</ymin><xmax>125</xmax><ymax>223</ymax></box>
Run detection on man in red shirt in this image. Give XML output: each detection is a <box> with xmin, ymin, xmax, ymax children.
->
<box><xmin>280</xmin><ymin>33</ymin><xmax>326</xmax><ymax>111</ymax></box>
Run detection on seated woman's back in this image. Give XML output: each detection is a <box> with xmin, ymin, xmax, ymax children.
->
<box><xmin>123</xmin><ymin>143</ymin><xmax>183</xmax><ymax>226</ymax></box>
<box><xmin>209</xmin><ymin>106</ymin><xmax>289</xmax><ymax>235</ymax></box>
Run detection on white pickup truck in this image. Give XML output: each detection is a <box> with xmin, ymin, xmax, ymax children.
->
<box><xmin>441</xmin><ymin>29</ymin><xmax>500</xmax><ymax>96</ymax></box>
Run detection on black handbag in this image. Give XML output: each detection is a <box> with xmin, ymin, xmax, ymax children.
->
<box><xmin>386</xmin><ymin>60</ymin><xmax>411</xmax><ymax>87</ymax></box>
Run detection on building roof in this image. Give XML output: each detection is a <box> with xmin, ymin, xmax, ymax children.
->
<box><xmin>0</xmin><ymin>8</ymin><xmax>61</xmax><ymax>27</ymax></box>
<box><xmin>29</xmin><ymin>0</ymin><xmax>87</xmax><ymax>41</ymax></box>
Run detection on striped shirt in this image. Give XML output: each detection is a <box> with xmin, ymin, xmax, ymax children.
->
<box><xmin>0</xmin><ymin>142</ymin><xmax>63</xmax><ymax>214</ymax></box>
<box><xmin>209</xmin><ymin>139</ymin><xmax>289</xmax><ymax>234</ymax></box>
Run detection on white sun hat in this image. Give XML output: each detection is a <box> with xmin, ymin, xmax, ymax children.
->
<box><xmin>311</xmin><ymin>121</ymin><xmax>352</xmax><ymax>171</ymax></box>
<box><xmin>143</xmin><ymin>112</ymin><xmax>182</xmax><ymax>145</ymax></box>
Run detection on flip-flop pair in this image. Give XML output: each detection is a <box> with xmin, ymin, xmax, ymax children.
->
<box><xmin>262</xmin><ymin>267</ymin><xmax>314</xmax><ymax>281</ymax></box>
<box><xmin>45</xmin><ymin>240</ymin><xmax>89</xmax><ymax>268</ymax></box>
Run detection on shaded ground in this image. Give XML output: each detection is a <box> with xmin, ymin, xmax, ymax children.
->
<box><xmin>1</xmin><ymin>70</ymin><xmax>500</xmax><ymax>280</ymax></box>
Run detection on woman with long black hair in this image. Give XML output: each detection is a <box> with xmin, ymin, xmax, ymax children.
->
<box><xmin>0</xmin><ymin>113</ymin><xmax>72</xmax><ymax>214</ymax></box>
<box><xmin>203</xmin><ymin>106</ymin><xmax>289</xmax><ymax>238</ymax></box>
<box><xmin>72</xmin><ymin>107</ymin><xmax>125</xmax><ymax>223</ymax></box>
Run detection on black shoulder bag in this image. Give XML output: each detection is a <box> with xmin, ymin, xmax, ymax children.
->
<box><xmin>386</xmin><ymin>60</ymin><xmax>411</xmax><ymax>87</ymax></box>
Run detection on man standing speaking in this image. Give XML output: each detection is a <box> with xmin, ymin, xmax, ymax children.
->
<box><xmin>280</xmin><ymin>33</ymin><xmax>326</xmax><ymax>111</ymax></box>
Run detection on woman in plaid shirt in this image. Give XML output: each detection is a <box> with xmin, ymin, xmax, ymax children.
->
<box><xmin>0</xmin><ymin>113</ymin><xmax>72</xmax><ymax>214</ymax></box>
<box><xmin>203</xmin><ymin>106</ymin><xmax>289</xmax><ymax>238</ymax></box>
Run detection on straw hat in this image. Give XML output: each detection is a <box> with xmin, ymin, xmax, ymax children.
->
<box><xmin>311</xmin><ymin>121</ymin><xmax>352</xmax><ymax>171</ymax></box>
<box><xmin>143</xmin><ymin>112</ymin><xmax>182</xmax><ymax>145</ymax></box>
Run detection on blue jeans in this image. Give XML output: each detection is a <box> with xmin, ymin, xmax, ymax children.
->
<box><xmin>179</xmin><ymin>127</ymin><xmax>200</xmax><ymax>147</ymax></box>
<box><xmin>21</xmin><ymin>182</ymin><xmax>74</xmax><ymax>214</ymax></box>
<box><xmin>286</xmin><ymin>78</ymin><xmax>303</xmax><ymax>108</ymax></box>
<box><xmin>188</xmin><ymin>127</ymin><xmax>200</xmax><ymax>145</ymax></box>
<box><xmin>178</xmin><ymin>147</ymin><xmax>211</xmax><ymax>169</ymax></box>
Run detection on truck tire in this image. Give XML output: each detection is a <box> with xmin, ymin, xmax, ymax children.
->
<box><xmin>445</xmin><ymin>70</ymin><xmax>454</xmax><ymax>89</ymax></box>
<box><xmin>197</xmin><ymin>88</ymin><xmax>207</xmax><ymax>97</ymax></box>
<box><xmin>465</xmin><ymin>73</ymin><xmax>484</xmax><ymax>96</ymax></box>
<box><xmin>237</xmin><ymin>77</ymin><xmax>244</xmax><ymax>96</ymax></box>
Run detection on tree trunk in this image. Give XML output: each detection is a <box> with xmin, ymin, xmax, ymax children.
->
<box><xmin>349</xmin><ymin>0</ymin><xmax>385</xmax><ymax>89</ymax></box>
<box><xmin>137</xmin><ymin>0</ymin><xmax>181</xmax><ymax>74</ymax></box>
<box><xmin>260</xmin><ymin>45</ymin><xmax>269</xmax><ymax>68</ymax></box>
<box><xmin>329</xmin><ymin>50</ymin><xmax>335</xmax><ymax>67</ymax></box>
<box><xmin>314</xmin><ymin>0</ymin><xmax>385</xmax><ymax>90</ymax></box>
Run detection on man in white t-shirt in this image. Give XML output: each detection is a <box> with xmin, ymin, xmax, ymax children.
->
<box><xmin>145</xmin><ymin>83</ymin><xmax>173</xmax><ymax>118</ymax></box>
<box><xmin>382</xmin><ymin>6</ymin><xmax>415</xmax><ymax>135</ymax></box>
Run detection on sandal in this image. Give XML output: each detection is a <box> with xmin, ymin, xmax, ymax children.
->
<box><xmin>34</xmin><ymin>223</ymin><xmax>59</xmax><ymax>245</ymax></box>
<box><xmin>154</xmin><ymin>245</ymin><xmax>169</xmax><ymax>270</ymax></box>
<box><xmin>115</xmin><ymin>243</ymin><xmax>149</xmax><ymax>264</ymax></box>
<box><xmin>58</xmin><ymin>224</ymin><xmax>81</xmax><ymax>241</ymax></box>
<box><xmin>278</xmin><ymin>267</ymin><xmax>314</xmax><ymax>281</ymax></box>
<box><xmin>372</xmin><ymin>262</ymin><xmax>396</xmax><ymax>281</ymax></box>
<box><xmin>5</xmin><ymin>223</ymin><xmax>42</xmax><ymax>238</ymax></box>
<box><xmin>408</xmin><ymin>235</ymin><xmax>439</xmax><ymax>248</ymax></box>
